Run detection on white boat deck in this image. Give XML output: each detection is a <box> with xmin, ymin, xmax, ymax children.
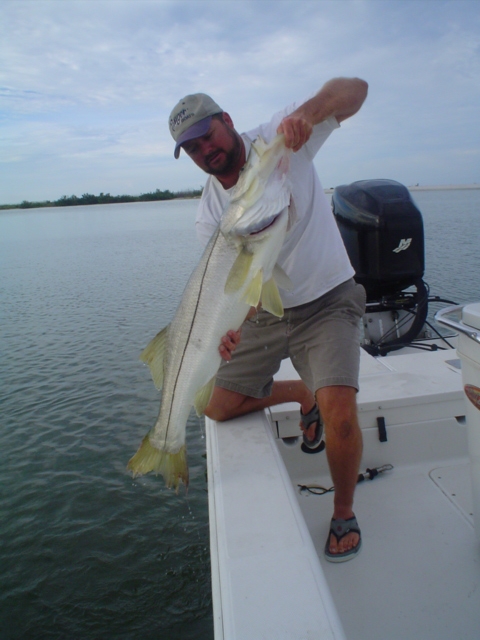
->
<box><xmin>206</xmin><ymin>344</ymin><xmax>480</xmax><ymax>639</ymax></box>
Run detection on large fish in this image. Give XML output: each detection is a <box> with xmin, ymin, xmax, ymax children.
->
<box><xmin>127</xmin><ymin>134</ymin><xmax>294</xmax><ymax>490</ymax></box>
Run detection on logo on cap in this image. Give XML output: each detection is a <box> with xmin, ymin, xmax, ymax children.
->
<box><xmin>170</xmin><ymin>109</ymin><xmax>195</xmax><ymax>134</ymax></box>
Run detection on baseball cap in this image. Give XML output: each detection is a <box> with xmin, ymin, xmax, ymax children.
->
<box><xmin>169</xmin><ymin>93</ymin><xmax>223</xmax><ymax>158</ymax></box>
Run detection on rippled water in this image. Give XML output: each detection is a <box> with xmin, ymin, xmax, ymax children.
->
<box><xmin>0</xmin><ymin>190</ymin><xmax>479</xmax><ymax>639</ymax></box>
<box><xmin>0</xmin><ymin>200</ymin><xmax>211</xmax><ymax>639</ymax></box>
<box><xmin>414</xmin><ymin>188</ymin><xmax>480</xmax><ymax>305</ymax></box>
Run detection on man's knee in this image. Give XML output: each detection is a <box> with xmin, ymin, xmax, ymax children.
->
<box><xmin>329</xmin><ymin>418</ymin><xmax>356</xmax><ymax>440</ymax></box>
<box><xmin>204</xmin><ymin>403</ymin><xmax>231</xmax><ymax>422</ymax></box>
<box><xmin>204</xmin><ymin>386</ymin><xmax>247</xmax><ymax>422</ymax></box>
<box><xmin>316</xmin><ymin>385</ymin><xmax>359</xmax><ymax>438</ymax></box>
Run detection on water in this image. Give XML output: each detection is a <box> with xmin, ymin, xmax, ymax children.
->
<box><xmin>0</xmin><ymin>201</ymin><xmax>210</xmax><ymax>639</ymax></box>
<box><xmin>413</xmin><ymin>189</ymin><xmax>480</xmax><ymax>305</ymax></box>
<box><xmin>0</xmin><ymin>190</ymin><xmax>479</xmax><ymax>639</ymax></box>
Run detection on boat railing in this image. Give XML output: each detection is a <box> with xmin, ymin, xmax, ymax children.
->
<box><xmin>435</xmin><ymin>304</ymin><xmax>480</xmax><ymax>345</ymax></box>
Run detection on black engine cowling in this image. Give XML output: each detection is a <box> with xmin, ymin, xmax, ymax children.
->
<box><xmin>332</xmin><ymin>179</ymin><xmax>428</xmax><ymax>354</ymax></box>
<box><xmin>332</xmin><ymin>179</ymin><xmax>424</xmax><ymax>301</ymax></box>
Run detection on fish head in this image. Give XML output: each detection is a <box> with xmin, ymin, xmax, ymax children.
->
<box><xmin>220</xmin><ymin>134</ymin><xmax>292</xmax><ymax>237</ymax></box>
<box><xmin>223</xmin><ymin>203</ymin><xmax>293</xmax><ymax>315</ymax></box>
<box><xmin>240</xmin><ymin>204</ymin><xmax>291</xmax><ymax>251</ymax></box>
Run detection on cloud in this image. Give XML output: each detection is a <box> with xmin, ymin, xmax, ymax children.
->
<box><xmin>1</xmin><ymin>0</ymin><xmax>479</xmax><ymax>203</ymax></box>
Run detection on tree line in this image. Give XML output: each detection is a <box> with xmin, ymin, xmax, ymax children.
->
<box><xmin>0</xmin><ymin>188</ymin><xmax>203</xmax><ymax>210</ymax></box>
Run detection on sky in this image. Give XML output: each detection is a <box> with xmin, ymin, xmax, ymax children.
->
<box><xmin>1</xmin><ymin>0</ymin><xmax>479</xmax><ymax>204</ymax></box>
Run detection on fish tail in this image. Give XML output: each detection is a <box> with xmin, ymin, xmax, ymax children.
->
<box><xmin>127</xmin><ymin>434</ymin><xmax>189</xmax><ymax>492</ymax></box>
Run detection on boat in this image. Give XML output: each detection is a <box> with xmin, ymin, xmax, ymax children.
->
<box><xmin>204</xmin><ymin>179</ymin><xmax>480</xmax><ymax>639</ymax></box>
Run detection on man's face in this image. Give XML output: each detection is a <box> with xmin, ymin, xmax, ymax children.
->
<box><xmin>181</xmin><ymin>114</ymin><xmax>243</xmax><ymax>177</ymax></box>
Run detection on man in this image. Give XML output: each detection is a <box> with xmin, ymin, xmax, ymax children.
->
<box><xmin>168</xmin><ymin>77</ymin><xmax>368</xmax><ymax>562</ymax></box>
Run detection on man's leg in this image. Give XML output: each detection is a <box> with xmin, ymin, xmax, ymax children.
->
<box><xmin>207</xmin><ymin>380</ymin><xmax>361</xmax><ymax>556</ymax></box>
<box><xmin>315</xmin><ymin>385</ymin><xmax>363</xmax><ymax>556</ymax></box>
<box><xmin>207</xmin><ymin>314</ymin><xmax>319</xmax><ymax>421</ymax></box>
<box><xmin>204</xmin><ymin>379</ymin><xmax>316</xmax><ymax>422</ymax></box>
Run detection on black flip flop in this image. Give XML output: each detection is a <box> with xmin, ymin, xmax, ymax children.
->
<box><xmin>324</xmin><ymin>515</ymin><xmax>362</xmax><ymax>563</ymax></box>
<box><xmin>300</xmin><ymin>404</ymin><xmax>323</xmax><ymax>450</ymax></box>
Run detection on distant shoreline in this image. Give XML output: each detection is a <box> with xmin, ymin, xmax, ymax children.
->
<box><xmin>0</xmin><ymin>188</ymin><xmax>202</xmax><ymax>211</ymax></box>
<box><xmin>2</xmin><ymin>184</ymin><xmax>478</xmax><ymax>211</ymax></box>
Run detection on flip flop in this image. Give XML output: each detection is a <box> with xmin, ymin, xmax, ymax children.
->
<box><xmin>300</xmin><ymin>404</ymin><xmax>323</xmax><ymax>449</ymax></box>
<box><xmin>324</xmin><ymin>515</ymin><xmax>362</xmax><ymax>563</ymax></box>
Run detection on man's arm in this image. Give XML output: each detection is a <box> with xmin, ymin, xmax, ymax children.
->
<box><xmin>277</xmin><ymin>77</ymin><xmax>368</xmax><ymax>152</ymax></box>
<box><xmin>218</xmin><ymin>78</ymin><xmax>368</xmax><ymax>362</ymax></box>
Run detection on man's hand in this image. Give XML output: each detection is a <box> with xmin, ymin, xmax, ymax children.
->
<box><xmin>219</xmin><ymin>328</ymin><xmax>242</xmax><ymax>362</ymax></box>
<box><xmin>277</xmin><ymin>77</ymin><xmax>368</xmax><ymax>153</ymax></box>
<box><xmin>277</xmin><ymin>114</ymin><xmax>313</xmax><ymax>152</ymax></box>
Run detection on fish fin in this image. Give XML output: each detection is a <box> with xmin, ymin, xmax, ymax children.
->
<box><xmin>272</xmin><ymin>264</ymin><xmax>293</xmax><ymax>291</ymax></box>
<box><xmin>139</xmin><ymin>326</ymin><xmax>168</xmax><ymax>390</ymax></box>
<box><xmin>260</xmin><ymin>278</ymin><xmax>285</xmax><ymax>318</ymax></box>
<box><xmin>194</xmin><ymin>376</ymin><xmax>216</xmax><ymax>417</ymax></box>
<box><xmin>243</xmin><ymin>269</ymin><xmax>263</xmax><ymax>307</ymax></box>
<box><xmin>225</xmin><ymin>249</ymin><xmax>254</xmax><ymax>294</ymax></box>
<box><xmin>127</xmin><ymin>434</ymin><xmax>188</xmax><ymax>492</ymax></box>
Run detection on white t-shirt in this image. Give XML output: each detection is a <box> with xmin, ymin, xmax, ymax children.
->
<box><xmin>195</xmin><ymin>101</ymin><xmax>354</xmax><ymax>308</ymax></box>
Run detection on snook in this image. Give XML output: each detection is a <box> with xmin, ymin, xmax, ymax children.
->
<box><xmin>127</xmin><ymin>135</ymin><xmax>293</xmax><ymax>490</ymax></box>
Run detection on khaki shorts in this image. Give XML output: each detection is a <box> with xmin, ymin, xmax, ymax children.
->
<box><xmin>216</xmin><ymin>278</ymin><xmax>366</xmax><ymax>398</ymax></box>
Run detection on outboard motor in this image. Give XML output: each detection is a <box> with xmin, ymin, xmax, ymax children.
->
<box><xmin>332</xmin><ymin>179</ymin><xmax>428</xmax><ymax>355</ymax></box>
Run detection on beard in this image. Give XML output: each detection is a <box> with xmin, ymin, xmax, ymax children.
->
<box><xmin>204</xmin><ymin>128</ymin><xmax>243</xmax><ymax>177</ymax></box>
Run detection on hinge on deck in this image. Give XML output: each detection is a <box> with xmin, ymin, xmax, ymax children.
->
<box><xmin>377</xmin><ymin>416</ymin><xmax>387</xmax><ymax>442</ymax></box>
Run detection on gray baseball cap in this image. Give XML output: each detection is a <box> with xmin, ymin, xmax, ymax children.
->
<box><xmin>169</xmin><ymin>93</ymin><xmax>223</xmax><ymax>158</ymax></box>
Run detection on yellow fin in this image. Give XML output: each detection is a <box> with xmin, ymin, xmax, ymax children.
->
<box><xmin>243</xmin><ymin>269</ymin><xmax>263</xmax><ymax>307</ymax></box>
<box><xmin>225</xmin><ymin>249</ymin><xmax>254</xmax><ymax>294</ymax></box>
<box><xmin>260</xmin><ymin>278</ymin><xmax>284</xmax><ymax>317</ymax></box>
<box><xmin>139</xmin><ymin>326</ymin><xmax>168</xmax><ymax>390</ymax></box>
<box><xmin>194</xmin><ymin>376</ymin><xmax>216</xmax><ymax>417</ymax></box>
<box><xmin>127</xmin><ymin>434</ymin><xmax>188</xmax><ymax>492</ymax></box>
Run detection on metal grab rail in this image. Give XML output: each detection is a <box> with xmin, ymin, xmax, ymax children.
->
<box><xmin>435</xmin><ymin>305</ymin><xmax>480</xmax><ymax>345</ymax></box>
